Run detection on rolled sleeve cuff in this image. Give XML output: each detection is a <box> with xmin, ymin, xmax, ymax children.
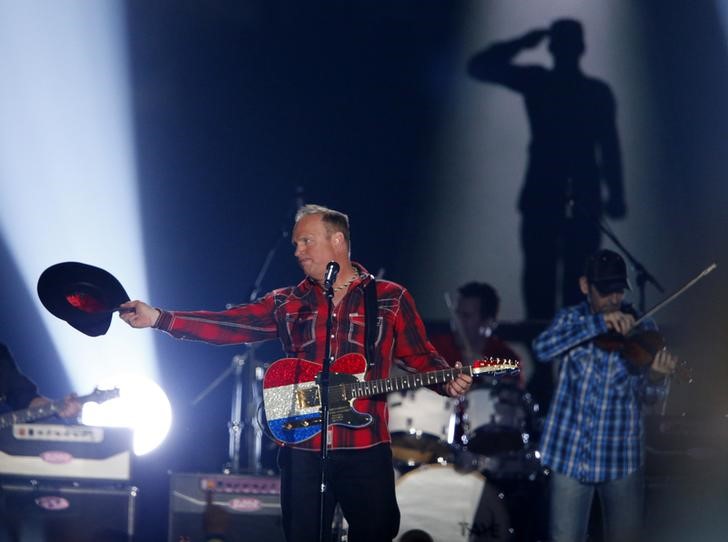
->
<box><xmin>153</xmin><ymin>310</ymin><xmax>173</xmax><ymax>331</ymax></box>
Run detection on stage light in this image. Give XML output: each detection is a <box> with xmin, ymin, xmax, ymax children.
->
<box><xmin>0</xmin><ymin>3</ymin><xmax>168</xmax><ymax>452</ymax></box>
<box><xmin>81</xmin><ymin>374</ymin><xmax>173</xmax><ymax>456</ymax></box>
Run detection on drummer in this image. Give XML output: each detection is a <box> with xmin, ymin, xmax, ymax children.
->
<box><xmin>431</xmin><ymin>281</ymin><xmax>522</xmax><ymax>388</ymax></box>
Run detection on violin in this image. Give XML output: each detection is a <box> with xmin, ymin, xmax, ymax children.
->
<box><xmin>594</xmin><ymin>328</ymin><xmax>665</xmax><ymax>368</ymax></box>
<box><xmin>593</xmin><ymin>263</ymin><xmax>717</xmax><ymax>377</ymax></box>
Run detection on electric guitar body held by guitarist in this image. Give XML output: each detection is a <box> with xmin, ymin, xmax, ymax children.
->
<box><xmin>263</xmin><ymin>353</ymin><xmax>518</xmax><ymax>445</ymax></box>
<box><xmin>119</xmin><ymin>204</ymin><xmax>475</xmax><ymax>542</ymax></box>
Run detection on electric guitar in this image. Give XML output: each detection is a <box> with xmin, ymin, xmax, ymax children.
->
<box><xmin>0</xmin><ymin>387</ymin><xmax>120</xmax><ymax>429</ymax></box>
<box><xmin>262</xmin><ymin>353</ymin><xmax>519</xmax><ymax>445</ymax></box>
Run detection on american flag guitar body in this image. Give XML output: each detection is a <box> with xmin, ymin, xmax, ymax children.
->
<box><xmin>262</xmin><ymin>353</ymin><xmax>519</xmax><ymax>445</ymax></box>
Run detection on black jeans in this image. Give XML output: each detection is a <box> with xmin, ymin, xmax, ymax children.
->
<box><xmin>278</xmin><ymin>443</ymin><xmax>400</xmax><ymax>542</ymax></box>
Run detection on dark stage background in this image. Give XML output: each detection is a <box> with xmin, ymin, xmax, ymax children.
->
<box><xmin>2</xmin><ymin>2</ymin><xmax>728</xmax><ymax>541</ymax></box>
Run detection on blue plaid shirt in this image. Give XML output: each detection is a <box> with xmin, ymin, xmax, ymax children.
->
<box><xmin>533</xmin><ymin>302</ymin><xmax>666</xmax><ymax>482</ymax></box>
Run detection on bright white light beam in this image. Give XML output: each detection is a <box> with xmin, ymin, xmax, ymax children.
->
<box><xmin>0</xmin><ymin>2</ymin><xmax>170</xmax><ymax>453</ymax></box>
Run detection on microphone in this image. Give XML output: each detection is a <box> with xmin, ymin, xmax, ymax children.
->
<box><xmin>323</xmin><ymin>261</ymin><xmax>340</xmax><ymax>290</ymax></box>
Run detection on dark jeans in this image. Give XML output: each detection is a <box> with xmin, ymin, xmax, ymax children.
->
<box><xmin>278</xmin><ymin>443</ymin><xmax>400</xmax><ymax>542</ymax></box>
<box><xmin>549</xmin><ymin>468</ymin><xmax>645</xmax><ymax>542</ymax></box>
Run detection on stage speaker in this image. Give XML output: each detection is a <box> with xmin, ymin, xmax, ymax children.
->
<box><xmin>168</xmin><ymin>472</ymin><xmax>285</xmax><ymax>542</ymax></box>
<box><xmin>0</xmin><ymin>480</ymin><xmax>136</xmax><ymax>542</ymax></box>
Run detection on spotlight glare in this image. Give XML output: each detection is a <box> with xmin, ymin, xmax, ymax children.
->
<box><xmin>0</xmin><ymin>1</ymin><xmax>160</xmax><ymax>397</ymax></box>
<box><xmin>81</xmin><ymin>373</ymin><xmax>172</xmax><ymax>456</ymax></box>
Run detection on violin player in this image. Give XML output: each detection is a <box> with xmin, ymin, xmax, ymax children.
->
<box><xmin>532</xmin><ymin>249</ymin><xmax>677</xmax><ymax>542</ymax></box>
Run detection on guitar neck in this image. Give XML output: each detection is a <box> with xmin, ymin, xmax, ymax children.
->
<box><xmin>345</xmin><ymin>366</ymin><xmax>472</xmax><ymax>399</ymax></box>
<box><xmin>0</xmin><ymin>399</ymin><xmax>65</xmax><ymax>429</ymax></box>
<box><xmin>0</xmin><ymin>390</ymin><xmax>108</xmax><ymax>430</ymax></box>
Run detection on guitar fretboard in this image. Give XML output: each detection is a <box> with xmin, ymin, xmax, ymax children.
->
<box><xmin>0</xmin><ymin>389</ymin><xmax>119</xmax><ymax>430</ymax></box>
<box><xmin>0</xmin><ymin>402</ymin><xmax>62</xmax><ymax>429</ymax></box>
<box><xmin>343</xmin><ymin>366</ymin><xmax>473</xmax><ymax>399</ymax></box>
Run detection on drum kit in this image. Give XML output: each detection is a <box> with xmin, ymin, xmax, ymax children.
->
<box><xmin>388</xmin><ymin>380</ymin><xmax>548</xmax><ymax>542</ymax></box>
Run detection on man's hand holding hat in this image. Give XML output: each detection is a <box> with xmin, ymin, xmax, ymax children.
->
<box><xmin>119</xmin><ymin>300</ymin><xmax>161</xmax><ymax>329</ymax></box>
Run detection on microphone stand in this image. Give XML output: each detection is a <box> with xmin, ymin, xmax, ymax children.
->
<box><xmin>318</xmin><ymin>281</ymin><xmax>336</xmax><ymax>542</ymax></box>
<box><xmin>246</xmin><ymin>229</ymin><xmax>289</xmax><ymax>303</ymax></box>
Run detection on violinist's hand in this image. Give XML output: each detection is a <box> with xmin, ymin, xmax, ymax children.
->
<box><xmin>445</xmin><ymin>361</ymin><xmax>472</xmax><ymax>398</ymax></box>
<box><xmin>603</xmin><ymin>310</ymin><xmax>636</xmax><ymax>336</ymax></box>
<box><xmin>119</xmin><ymin>300</ymin><xmax>161</xmax><ymax>329</ymax></box>
<box><xmin>650</xmin><ymin>348</ymin><xmax>678</xmax><ymax>379</ymax></box>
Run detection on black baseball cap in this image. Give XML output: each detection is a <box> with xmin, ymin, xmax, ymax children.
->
<box><xmin>584</xmin><ymin>249</ymin><xmax>631</xmax><ymax>295</ymax></box>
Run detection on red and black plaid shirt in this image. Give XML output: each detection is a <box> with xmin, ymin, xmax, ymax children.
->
<box><xmin>155</xmin><ymin>263</ymin><xmax>448</xmax><ymax>451</ymax></box>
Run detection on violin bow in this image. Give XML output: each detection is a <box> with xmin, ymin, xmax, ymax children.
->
<box><xmin>635</xmin><ymin>263</ymin><xmax>717</xmax><ymax>326</ymax></box>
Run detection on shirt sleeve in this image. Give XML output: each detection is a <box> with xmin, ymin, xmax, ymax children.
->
<box><xmin>532</xmin><ymin>306</ymin><xmax>607</xmax><ymax>362</ymax></box>
<box><xmin>392</xmin><ymin>289</ymin><xmax>450</xmax><ymax>393</ymax></box>
<box><xmin>0</xmin><ymin>344</ymin><xmax>40</xmax><ymax>409</ymax></box>
<box><xmin>154</xmin><ymin>292</ymin><xmax>280</xmax><ymax>345</ymax></box>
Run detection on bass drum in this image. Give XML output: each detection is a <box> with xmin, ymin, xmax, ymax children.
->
<box><xmin>395</xmin><ymin>464</ymin><xmax>511</xmax><ymax>542</ymax></box>
<box><xmin>388</xmin><ymin>389</ymin><xmax>456</xmax><ymax>467</ymax></box>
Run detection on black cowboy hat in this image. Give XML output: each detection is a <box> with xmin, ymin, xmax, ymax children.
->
<box><xmin>37</xmin><ymin>262</ymin><xmax>130</xmax><ymax>337</ymax></box>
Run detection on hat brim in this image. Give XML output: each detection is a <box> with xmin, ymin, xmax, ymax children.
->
<box><xmin>37</xmin><ymin>262</ymin><xmax>130</xmax><ymax>337</ymax></box>
<box><xmin>593</xmin><ymin>278</ymin><xmax>631</xmax><ymax>295</ymax></box>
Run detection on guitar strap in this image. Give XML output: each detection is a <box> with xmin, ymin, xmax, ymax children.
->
<box><xmin>364</xmin><ymin>275</ymin><xmax>378</xmax><ymax>370</ymax></box>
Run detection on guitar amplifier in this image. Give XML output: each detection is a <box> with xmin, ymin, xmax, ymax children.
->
<box><xmin>168</xmin><ymin>472</ymin><xmax>285</xmax><ymax>542</ymax></box>
<box><xmin>0</xmin><ymin>424</ymin><xmax>133</xmax><ymax>481</ymax></box>
<box><xmin>0</xmin><ymin>480</ymin><xmax>136</xmax><ymax>542</ymax></box>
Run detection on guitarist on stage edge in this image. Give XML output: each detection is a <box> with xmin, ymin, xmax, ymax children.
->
<box><xmin>120</xmin><ymin>204</ymin><xmax>472</xmax><ymax>542</ymax></box>
<box><xmin>0</xmin><ymin>341</ymin><xmax>81</xmax><ymax>419</ymax></box>
<box><xmin>1</xmin><ymin>341</ymin><xmax>82</xmax><ymax>541</ymax></box>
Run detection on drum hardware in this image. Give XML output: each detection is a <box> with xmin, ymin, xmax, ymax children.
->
<box><xmin>458</xmin><ymin>449</ymin><xmax>544</xmax><ymax>482</ymax></box>
<box><xmin>191</xmin><ymin>345</ymin><xmax>265</xmax><ymax>474</ymax></box>
<box><xmin>386</xmin><ymin>372</ymin><xmax>551</xmax><ymax>542</ymax></box>
<box><xmin>387</xmin><ymin>388</ymin><xmax>457</xmax><ymax>468</ymax></box>
<box><xmin>462</xmin><ymin>383</ymin><xmax>532</xmax><ymax>457</ymax></box>
<box><xmin>387</xmin><ymin>379</ymin><xmax>546</xmax><ymax>472</ymax></box>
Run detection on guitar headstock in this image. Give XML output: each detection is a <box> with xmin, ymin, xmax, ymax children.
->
<box><xmin>85</xmin><ymin>387</ymin><xmax>121</xmax><ymax>404</ymax></box>
<box><xmin>470</xmin><ymin>357</ymin><xmax>520</xmax><ymax>376</ymax></box>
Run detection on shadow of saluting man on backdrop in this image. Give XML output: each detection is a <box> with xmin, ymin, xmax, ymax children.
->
<box><xmin>468</xmin><ymin>18</ymin><xmax>626</xmax><ymax>321</ymax></box>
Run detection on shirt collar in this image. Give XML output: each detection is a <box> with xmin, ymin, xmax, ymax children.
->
<box><xmin>297</xmin><ymin>261</ymin><xmax>372</xmax><ymax>292</ymax></box>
